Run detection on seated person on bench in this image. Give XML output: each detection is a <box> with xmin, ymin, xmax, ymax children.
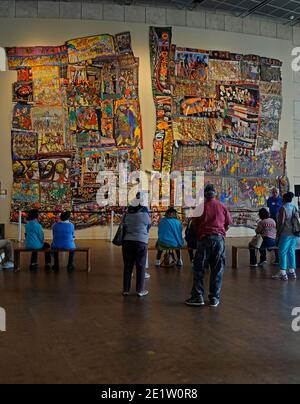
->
<box><xmin>0</xmin><ymin>239</ymin><xmax>14</xmax><ymax>270</ymax></box>
<box><xmin>52</xmin><ymin>212</ymin><xmax>76</xmax><ymax>272</ymax></box>
<box><xmin>249</xmin><ymin>208</ymin><xmax>278</xmax><ymax>268</ymax></box>
<box><xmin>155</xmin><ymin>208</ymin><xmax>184</xmax><ymax>267</ymax></box>
<box><xmin>25</xmin><ymin>209</ymin><xmax>51</xmax><ymax>271</ymax></box>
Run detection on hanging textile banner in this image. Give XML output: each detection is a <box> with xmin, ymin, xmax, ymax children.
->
<box><xmin>6</xmin><ymin>45</ymin><xmax>68</xmax><ymax>69</ymax></box>
<box><xmin>7</xmin><ymin>31</ymin><xmax>143</xmax><ymax>229</ymax></box>
<box><xmin>66</xmin><ymin>34</ymin><xmax>116</xmax><ymax>64</ymax></box>
<box><xmin>174</xmin><ymin>48</ymin><xmax>209</xmax><ymax>81</ymax></box>
<box><xmin>149</xmin><ymin>26</ymin><xmax>173</xmax><ymax>96</ymax></box>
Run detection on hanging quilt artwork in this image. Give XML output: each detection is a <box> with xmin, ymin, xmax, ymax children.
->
<box><xmin>150</xmin><ymin>27</ymin><xmax>287</xmax><ymax>228</ymax></box>
<box><xmin>7</xmin><ymin>32</ymin><xmax>143</xmax><ymax>229</ymax></box>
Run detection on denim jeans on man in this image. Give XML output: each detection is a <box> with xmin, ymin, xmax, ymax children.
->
<box><xmin>192</xmin><ymin>235</ymin><xmax>225</xmax><ymax>300</ymax></box>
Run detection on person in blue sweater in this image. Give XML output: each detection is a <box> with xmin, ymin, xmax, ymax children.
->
<box><xmin>52</xmin><ymin>212</ymin><xmax>76</xmax><ymax>272</ymax></box>
<box><xmin>25</xmin><ymin>210</ymin><xmax>51</xmax><ymax>271</ymax></box>
<box><xmin>267</xmin><ymin>188</ymin><xmax>283</xmax><ymax>223</ymax></box>
<box><xmin>156</xmin><ymin>208</ymin><xmax>184</xmax><ymax>267</ymax></box>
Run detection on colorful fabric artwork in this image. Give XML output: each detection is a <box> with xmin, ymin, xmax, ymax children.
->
<box><xmin>66</xmin><ymin>35</ymin><xmax>116</xmax><ymax>64</ymax></box>
<box><xmin>240</xmin><ymin>55</ymin><xmax>260</xmax><ymax>81</ymax></box>
<box><xmin>67</xmin><ymin>65</ymin><xmax>87</xmax><ymax>82</ymax></box>
<box><xmin>260</xmin><ymin>58</ymin><xmax>282</xmax><ymax>82</ymax></box>
<box><xmin>39</xmin><ymin>158</ymin><xmax>71</xmax><ymax>183</ymax></box>
<box><xmin>38</xmin><ymin>131</ymin><xmax>66</xmax><ymax>156</ymax></box>
<box><xmin>98</xmin><ymin>60</ymin><xmax>118</xmax><ymax>99</ymax></box>
<box><xmin>86</xmin><ymin>66</ymin><xmax>101</xmax><ymax>83</ymax></box>
<box><xmin>75</xmin><ymin>131</ymin><xmax>101</xmax><ymax>148</ymax></box>
<box><xmin>115</xmin><ymin>32</ymin><xmax>133</xmax><ymax>55</ymax></box>
<box><xmin>174</xmin><ymin>97</ymin><xmax>222</xmax><ymax>118</ymax></box>
<box><xmin>40</xmin><ymin>182</ymin><xmax>71</xmax><ymax>209</ymax></box>
<box><xmin>256</xmin><ymin>136</ymin><xmax>275</xmax><ymax>151</ymax></box>
<box><xmin>161</xmin><ymin>130</ymin><xmax>174</xmax><ymax>172</ymax></box>
<box><xmin>114</xmin><ymin>99</ymin><xmax>142</xmax><ymax>148</ymax></box>
<box><xmin>8</xmin><ymin>32</ymin><xmax>143</xmax><ymax>229</ymax></box>
<box><xmin>66</xmin><ymin>83</ymin><xmax>100</xmax><ymax>107</ymax></box>
<box><xmin>260</xmin><ymin>81</ymin><xmax>282</xmax><ymax>96</ymax></box>
<box><xmin>12</xmin><ymin>181</ymin><xmax>40</xmax><ymax>204</ymax></box>
<box><xmin>118</xmin><ymin>63</ymin><xmax>139</xmax><ymax>98</ymax></box>
<box><xmin>12</xmin><ymin>160</ymin><xmax>39</xmax><ymax>181</ymax></box>
<box><xmin>172</xmin><ymin>117</ymin><xmax>222</xmax><ymax>143</ymax></box>
<box><xmin>238</xmin><ymin>178</ymin><xmax>278</xmax><ymax>209</ymax></box>
<box><xmin>260</xmin><ymin>95</ymin><xmax>282</xmax><ymax>120</ymax></box>
<box><xmin>149</xmin><ymin>27</ymin><xmax>173</xmax><ymax>96</ymax></box>
<box><xmin>217</xmin><ymin>83</ymin><xmax>260</xmax><ymax>151</ymax></box>
<box><xmin>70</xmin><ymin>107</ymin><xmax>99</xmax><ymax>131</ymax></box>
<box><xmin>32</xmin><ymin>66</ymin><xmax>62</xmax><ymax>106</ymax></box>
<box><xmin>12</xmin><ymin>104</ymin><xmax>32</xmax><ymax>130</ymax></box>
<box><xmin>32</xmin><ymin>107</ymin><xmax>64</xmax><ymax>132</ymax></box>
<box><xmin>12</xmin><ymin>130</ymin><xmax>37</xmax><ymax>160</ymax></box>
<box><xmin>173</xmin><ymin>80</ymin><xmax>216</xmax><ymax>98</ymax></box>
<box><xmin>208</xmin><ymin>60</ymin><xmax>241</xmax><ymax>81</ymax></box>
<box><xmin>172</xmin><ymin>142</ymin><xmax>286</xmax><ymax>179</ymax></box>
<box><xmin>13</xmin><ymin>82</ymin><xmax>33</xmax><ymax>103</ymax></box>
<box><xmin>175</xmin><ymin>49</ymin><xmax>209</xmax><ymax>81</ymax></box>
<box><xmin>17</xmin><ymin>69</ymin><xmax>32</xmax><ymax>82</ymax></box>
<box><xmin>205</xmin><ymin>176</ymin><xmax>239</xmax><ymax>208</ymax></box>
<box><xmin>260</xmin><ymin>119</ymin><xmax>280</xmax><ymax>140</ymax></box>
<box><xmin>6</xmin><ymin>46</ymin><xmax>68</xmax><ymax>69</ymax></box>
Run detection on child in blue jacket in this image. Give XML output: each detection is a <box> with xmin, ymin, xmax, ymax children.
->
<box><xmin>156</xmin><ymin>208</ymin><xmax>184</xmax><ymax>267</ymax></box>
<box><xmin>25</xmin><ymin>210</ymin><xmax>51</xmax><ymax>271</ymax></box>
<box><xmin>52</xmin><ymin>212</ymin><xmax>76</xmax><ymax>272</ymax></box>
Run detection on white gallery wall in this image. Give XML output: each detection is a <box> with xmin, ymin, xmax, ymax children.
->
<box><xmin>0</xmin><ymin>1</ymin><xmax>299</xmax><ymax>239</ymax></box>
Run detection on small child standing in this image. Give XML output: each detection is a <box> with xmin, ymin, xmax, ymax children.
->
<box><xmin>52</xmin><ymin>212</ymin><xmax>76</xmax><ymax>272</ymax></box>
<box><xmin>25</xmin><ymin>210</ymin><xmax>51</xmax><ymax>271</ymax></box>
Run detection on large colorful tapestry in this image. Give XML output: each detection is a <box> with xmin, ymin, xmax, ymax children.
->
<box><xmin>150</xmin><ymin>27</ymin><xmax>287</xmax><ymax>228</ymax></box>
<box><xmin>7</xmin><ymin>32</ymin><xmax>143</xmax><ymax>229</ymax></box>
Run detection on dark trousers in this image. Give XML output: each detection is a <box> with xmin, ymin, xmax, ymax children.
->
<box><xmin>123</xmin><ymin>241</ymin><xmax>148</xmax><ymax>293</ymax></box>
<box><xmin>192</xmin><ymin>235</ymin><xmax>225</xmax><ymax>300</ymax></box>
<box><xmin>54</xmin><ymin>251</ymin><xmax>75</xmax><ymax>268</ymax></box>
<box><xmin>188</xmin><ymin>248</ymin><xmax>195</xmax><ymax>262</ymax></box>
<box><xmin>249</xmin><ymin>237</ymin><xmax>278</xmax><ymax>265</ymax></box>
<box><xmin>31</xmin><ymin>243</ymin><xmax>51</xmax><ymax>265</ymax></box>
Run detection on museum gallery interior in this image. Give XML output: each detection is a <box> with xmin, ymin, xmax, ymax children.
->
<box><xmin>1</xmin><ymin>0</ymin><xmax>300</xmax><ymax>385</ymax></box>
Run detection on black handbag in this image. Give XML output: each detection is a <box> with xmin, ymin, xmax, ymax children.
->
<box><xmin>112</xmin><ymin>215</ymin><xmax>126</xmax><ymax>246</ymax></box>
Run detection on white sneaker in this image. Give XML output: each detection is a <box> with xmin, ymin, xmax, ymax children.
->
<box><xmin>272</xmin><ymin>271</ymin><xmax>288</xmax><ymax>281</ymax></box>
<box><xmin>155</xmin><ymin>260</ymin><xmax>161</xmax><ymax>267</ymax></box>
<box><xmin>145</xmin><ymin>271</ymin><xmax>151</xmax><ymax>279</ymax></box>
<box><xmin>1</xmin><ymin>261</ymin><xmax>14</xmax><ymax>270</ymax></box>
<box><xmin>137</xmin><ymin>290</ymin><xmax>149</xmax><ymax>297</ymax></box>
<box><xmin>177</xmin><ymin>259</ymin><xmax>183</xmax><ymax>267</ymax></box>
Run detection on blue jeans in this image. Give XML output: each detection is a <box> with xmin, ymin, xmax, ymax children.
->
<box><xmin>279</xmin><ymin>235</ymin><xmax>298</xmax><ymax>271</ymax></box>
<box><xmin>249</xmin><ymin>237</ymin><xmax>277</xmax><ymax>265</ymax></box>
<box><xmin>192</xmin><ymin>235</ymin><xmax>225</xmax><ymax>300</ymax></box>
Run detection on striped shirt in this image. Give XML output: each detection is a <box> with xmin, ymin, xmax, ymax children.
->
<box><xmin>256</xmin><ymin>218</ymin><xmax>277</xmax><ymax>240</ymax></box>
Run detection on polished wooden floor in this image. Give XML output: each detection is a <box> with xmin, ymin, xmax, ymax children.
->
<box><xmin>1</xmin><ymin>238</ymin><xmax>300</xmax><ymax>384</ymax></box>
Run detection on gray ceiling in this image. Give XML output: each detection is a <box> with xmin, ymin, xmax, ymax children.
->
<box><xmin>37</xmin><ymin>0</ymin><xmax>300</xmax><ymax>25</ymax></box>
<box><xmin>99</xmin><ymin>0</ymin><xmax>300</xmax><ymax>25</ymax></box>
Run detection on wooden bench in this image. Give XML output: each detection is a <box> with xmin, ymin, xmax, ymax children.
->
<box><xmin>14</xmin><ymin>247</ymin><xmax>91</xmax><ymax>273</ymax></box>
<box><xmin>232</xmin><ymin>245</ymin><xmax>279</xmax><ymax>269</ymax></box>
<box><xmin>230</xmin><ymin>245</ymin><xmax>300</xmax><ymax>270</ymax></box>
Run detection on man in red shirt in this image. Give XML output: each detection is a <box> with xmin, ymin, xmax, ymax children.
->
<box><xmin>185</xmin><ymin>184</ymin><xmax>232</xmax><ymax>308</ymax></box>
